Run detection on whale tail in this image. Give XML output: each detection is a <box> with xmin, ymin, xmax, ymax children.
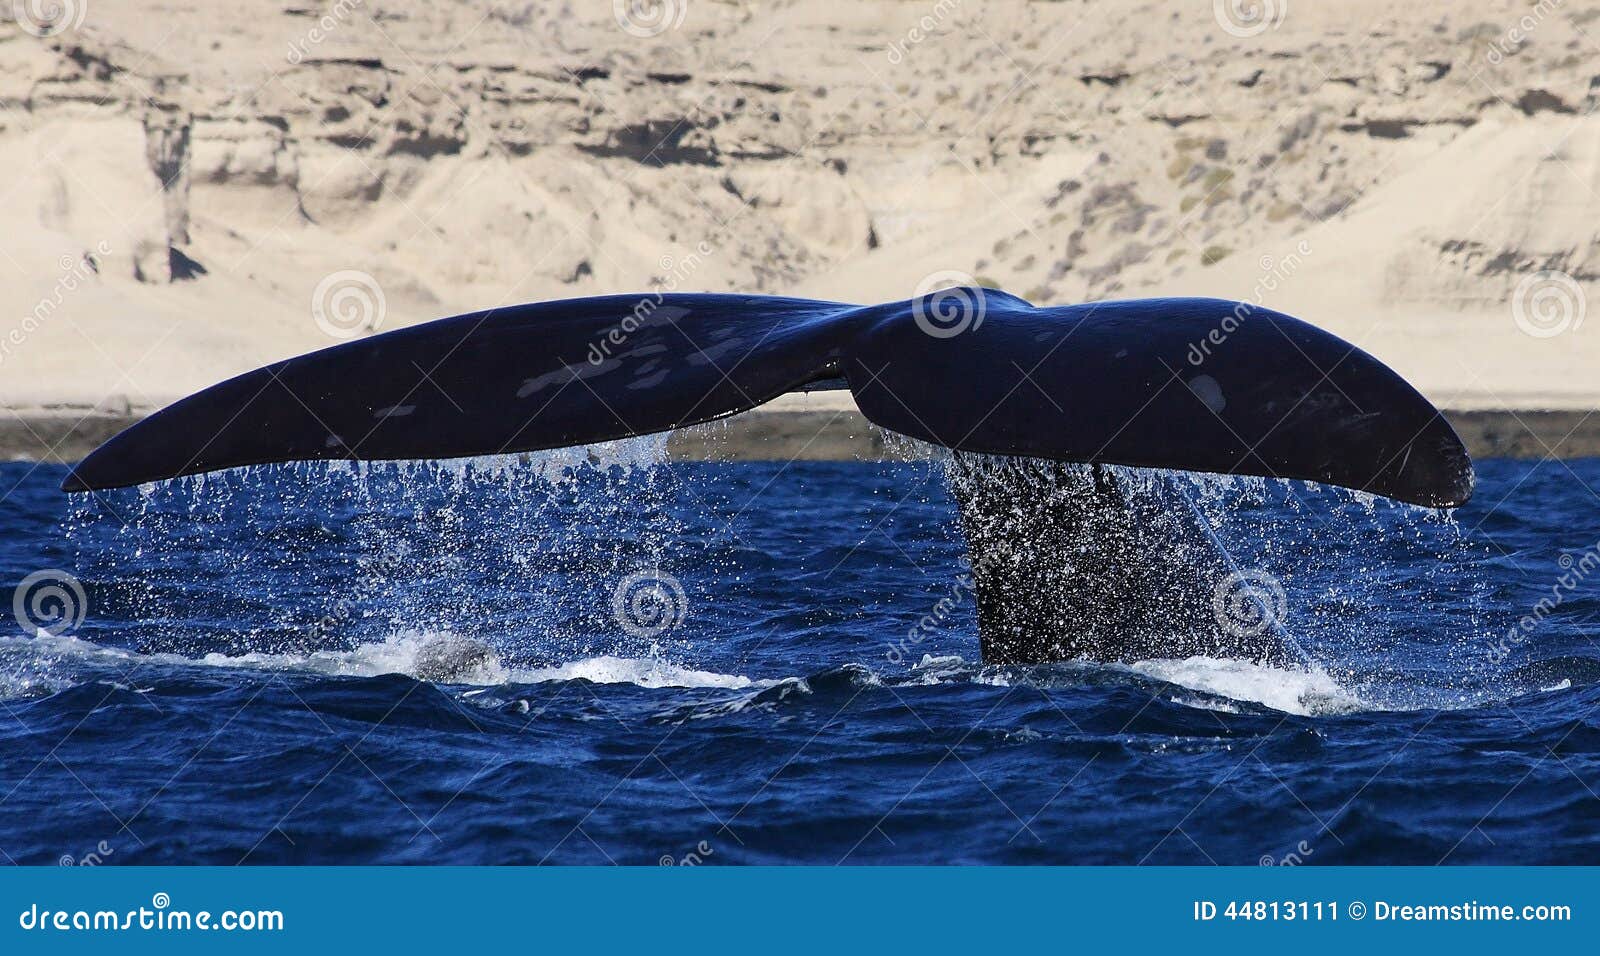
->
<box><xmin>62</xmin><ymin>290</ymin><xmax>1473</xmax><ymax>509</ymax></box>
<box><xmin>62</xmin><ymin>289</ymin><xmax>1472</xmax><ymax>666</ymax></box>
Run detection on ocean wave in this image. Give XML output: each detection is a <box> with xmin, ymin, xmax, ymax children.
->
<box><xmin>509</xmin><ymin>655</ymin><xmax>757</xmax><ymax>689</ymax></box>
<box><xmin>1124</xmin><ymin>656</ymin><xmax>1368</xmax><ymax>717</ymax></box>
<box><xmin>0</xmin><ymin>631</ymin><xmax>762</xmax><ymax>700</ymax></box>
<box><xmin>905</xmin><ymin>652</ymin><xmax>1366</xmax><ymax>717</ymax></box>
<box><xmin>0</xmin><ymin>629</ymin><xmax>1581</xmax><ymax>722</ymax></box>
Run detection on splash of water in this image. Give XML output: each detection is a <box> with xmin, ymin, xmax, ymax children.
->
<box><xmin>64</xmin><ymin>436</ymin><xmax>685</xmax><ymax>665</ymax></box>
<box><xmin>936</xmin><ymin>451</ymin><xmax>1501</xmax><ymax>709</ymax></box>
<box><xmin>55</xmin><ymin>421</ymin><xmax>1508</xmax><ymax>714</ymax></box>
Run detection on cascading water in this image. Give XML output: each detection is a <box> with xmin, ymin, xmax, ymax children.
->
<box><xmin>61</xmin><ymin>435</ymin><xmax>684</xmax><ymax>667</ymax></box>
<box><xmin>54</xmin><ymin>424</ymin><xmax>1501</xmax><ymax>711</ymax></box>
<box><xmin>945</xmin><ymin>453</ymin><xmax>1308</xmax><ymax>667</ymax></box>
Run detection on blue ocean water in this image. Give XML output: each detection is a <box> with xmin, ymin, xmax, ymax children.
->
<box><xmin>1</xmin><ymin>445</ymin><xmax>1597</xmax><ymax>865</ymax></box>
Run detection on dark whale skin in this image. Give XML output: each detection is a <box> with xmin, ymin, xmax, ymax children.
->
<box><xmin>63</xmin><ymin>290</ymin><xmax>1472</xmax><ymax>509</ymax></box>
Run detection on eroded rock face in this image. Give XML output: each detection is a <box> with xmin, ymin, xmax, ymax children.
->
<box><xmin>2</xmin><ymin>0</ymin><xmax>1586</xmax><ymax>298</ymax></box>
<box><xmin>0</xmin><ymin>2</ymin><xmax>1596</xmax><ymax>408</ymax></box>
<box><xmin>20</xmin><ymin>115</ymin><xmax>171</xmax><ymax>283</ymax></box>
<box><xmin>142</xmin><ymin>108</ymin><xmax>196</xmax><ymax>279</ymax></box>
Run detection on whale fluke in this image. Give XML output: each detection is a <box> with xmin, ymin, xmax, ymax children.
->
<box><xmin>62</xmin><ymin>291</ymin><xmax>1473</xmax><ymax>509</ymax></box>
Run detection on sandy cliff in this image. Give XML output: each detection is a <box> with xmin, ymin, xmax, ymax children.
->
<box><xmin>1</xmin><ymin>0</ymin><xmax>1596</xmax><ymax>446</ymax></box>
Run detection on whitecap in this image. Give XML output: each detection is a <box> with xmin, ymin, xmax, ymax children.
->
<box><xmin>1127</xmin><ymin>655</ymin><xmax>1367</xmax><ymax>717</ymax></box>
<box><xmin>11</xmin><ymin>628</ymin><xmax>757</xmax><ymax>693</ymax></box>
<box><xmin>508</xmin><ymin>655</ymin><xmax>755</xmax><ymax>690</ymax></box>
